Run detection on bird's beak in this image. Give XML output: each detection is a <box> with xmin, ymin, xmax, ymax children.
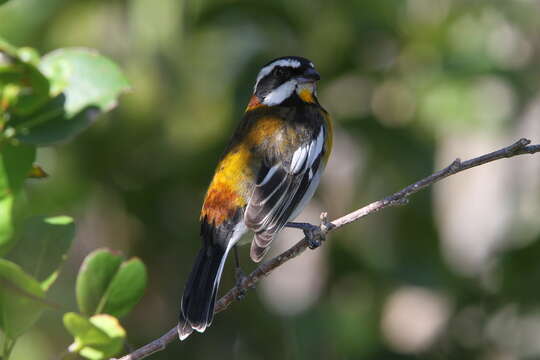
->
<box><xmin>297</xmin><ymin>68</ymin><xmax>321</xmax><ymax>84</ymax></box>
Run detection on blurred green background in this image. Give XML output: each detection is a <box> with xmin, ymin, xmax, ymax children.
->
<box><xmin>2</xmin><ymin>0</ymin><xmax>540</xmax><ymax>358</ymax></box>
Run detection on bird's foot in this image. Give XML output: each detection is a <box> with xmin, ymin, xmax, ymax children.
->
<box><xmin>286</xmin><ymin>212</ymin><xmax>331</xmax><ymax>250</ymax></box>
<box><xmin>235</xmin><ymin>267</ymin><xmax>248</xmax><ymax>301</ymax></box>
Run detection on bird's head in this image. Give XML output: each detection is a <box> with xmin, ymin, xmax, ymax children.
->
<box><xmin>250</xmin><ymin>56</ymin><xmax>320</xmax><ymax>107</ymax></box>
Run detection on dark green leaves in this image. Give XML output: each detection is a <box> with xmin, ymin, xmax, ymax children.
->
<box><xmin>0</xmin><ymin>215</ymin><xmax>74</xmax><ymax>340</ymax></box>
<box><xmin>64</xmin><ymin>312</ymin><xmax>126</xmax><ymax>360</ymax></box>
<box><xmin>101</xmin><ymin>258</ymin><xmax>148</xmax><ymax>318</ymax></box>
<box><xmin>0</xmin><ymin>35</ymin><xmax>138</xmax><ymax>360</ymax></box>
<box><xmin>0</xmin><ymin>259</ymin><xmax>47</xmax><ymax>338</ymax></box>
<box><xmin>0</xmin><ymin>143</ymin><xmax>35</xmax><ymax>194</ymax></box>
<box><xmin>8</xmin><ymin>215</ymin><xmax>75</xmax><ymax>290</ymax></box>
<box><xmin>0</xmin><ymin>144</ymin><xmax>35</xmax><ymax>255</ymax></box>
<box><xmin>2</xmin><ymin>39</ymin><xmax>130</xmax><ymax>146</ymax></box>
<box><xmin>76</xmin><ymin>249</ymin><xmax>147</xmax><ymax>317</ymax></box>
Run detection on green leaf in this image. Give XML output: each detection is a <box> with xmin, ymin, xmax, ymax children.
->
<box><xmin>16</xmin><ymin>47</ymin><xmax>40</xmax><ymax>67</ymax></box>
<box><xmin>0</xmin><ymin>143</ymin><xmax>36</xmax><ymax>255</ymax></box>
<box><xmin>76</xmin><ymin>249</ymin><xmax>123</xmax><ymax>316</ymax></box>
<box><xmin>102</xmin><ymin>258</ymin><xmax>147</xmax><ymax>318</ymax></box>
<box><xmin>64</xmin><ymin>312</ymin><xmax>111</xmax><ymax>348</ymax></box>
<box><xmin>0</xmin><ymin>143</ymin><xmax>36</xmax><ymax>195</ymax></box>
<box><xmin>11</xmin><ymin>48</ymin><xmax>130</xmax><ymax>145</ymax></box>
<box><xmin>11</xmin><ymin>95</ymin><xmax>100</xmax><ymax>145</ymax></box>
<box><xmin>7</xmin><ymin>215</ymin><xmax>75</xmax><ymax>291</ymax></box>
<box><xmin>0</xmin><ymin>0</ymin><xmax>11</xmax><ymax>6</ymax></box>
<box><xmin>64</xmin><ymin>312</ymin><xmax>125</xmax><ymax>360</ymax></box>
<box><xmin>0</xmin><ymin>196</ymin><xmax>14</xmax><ymax>255</ymax></box>
<box><xmin>76</xmin><ymin>249</ymin><xmax>147</xmax><ymax>318</ymax></box>
<box><xmin>0</xmin><ymin>41</ymin><xmax>49</xmax><ymax>115</ymax></box>
<box><xmin>40</xmin><ymin>48</ymin><xmax>131</xmax><ymax>113</ymax></box>
<box><xmin>0</xmin><ymin>259</ymin><xmax>47</xmax><ymax>338</ymax></box>
<box><xmin>0</xmin><ymin>37</ymin><xmax>17</xmax><ymax>55</ymax></box>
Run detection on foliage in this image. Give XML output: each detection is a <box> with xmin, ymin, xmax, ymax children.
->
<box><xmin>76</xmin><ymin>249</ymin><xmax>147</xmax><ymax>318</ymax></box>
<box><xmin>1</xmin><ymin>0</ymin><xmax>539</xmax><ymax>360</ymax></box>
<box><xmin>0</xmin><ymin>16</ymin><xmax>143</xmax><ymax>360</ymax></box>
<box><xmin>64</xmin><ymin>313</ymin><xmax>126</xmax><ymax>360</ymax></box>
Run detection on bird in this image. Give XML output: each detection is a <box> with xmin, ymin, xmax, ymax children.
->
<box><xmin>178</xmin><ymin>56</ymin><xmax>333</xmax><ymax>340</ymax></box>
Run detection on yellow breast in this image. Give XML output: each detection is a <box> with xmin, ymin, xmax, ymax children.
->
<box><xmin>201</xmin><ymin>117</ymin><xmax>287</xmax><ymax>225</ymax></box>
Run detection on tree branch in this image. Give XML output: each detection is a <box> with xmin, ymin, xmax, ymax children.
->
<box><xmin>114</xmin><ymin>138</ymin><xmax>540</xmax><ymax>360</ymax></box>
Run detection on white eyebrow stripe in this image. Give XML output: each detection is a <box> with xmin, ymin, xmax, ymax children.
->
<box><xmin>254</xmin><ymin>59</ymin><xmax>302</xmax><ymax>90</ymax></box>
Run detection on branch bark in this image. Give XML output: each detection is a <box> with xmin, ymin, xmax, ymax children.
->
<box><xmin>114</xmin><ymin>138</ymin><xmax>540</xmax><ymax>360</ymax></box>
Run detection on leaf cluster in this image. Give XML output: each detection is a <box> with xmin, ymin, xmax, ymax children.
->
<box><xmin>0</xmin><ymin>15</ymin><xmax>144</xmax><ymax>360</ymax></box>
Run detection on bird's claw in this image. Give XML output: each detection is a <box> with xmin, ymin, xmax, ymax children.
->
<box><xmin>303</xmin><ymin>224</ymin><xmax>325</xmax><ymax>249</ymax></box>
<box><xmin>286</xmin><ymin>212</ymin><xmax>330</xmax><ymax>250</ymax></box>
<box><xmin>235</xmin><ymin>267</ymin><xmax>248</xmax><ymax>301</ymax></box>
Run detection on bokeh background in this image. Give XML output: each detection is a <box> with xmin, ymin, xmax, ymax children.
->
<box><xmin>1</xmin><ymin>0</ymin><xmax>540</xmax><ymax>359</ymax></box>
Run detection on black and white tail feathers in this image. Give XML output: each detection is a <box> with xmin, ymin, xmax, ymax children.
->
<box><xmin>178</xmin><ymin>243</ymin><xmax>227</xmax><ymax>340</ymax></box>
<box><xmin>178</xmin><ymin>213</ymin><xmax>246</xmax><ymax>340</ymax></box>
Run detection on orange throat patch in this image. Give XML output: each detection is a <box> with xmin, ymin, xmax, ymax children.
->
<box><xmin>246</xmin><ymin>95</ymin><xmax>265</xmax><ymax>111</ymax></box>
<box><xmin>298</xmin><ymin>89</ymin><xmax>315</xmax><ymax>103</ymax></box>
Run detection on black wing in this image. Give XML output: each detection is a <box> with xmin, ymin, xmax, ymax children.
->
<box><xmin>244</xmin><ymin>126</ymin><xmax>325</xmax><ymax>261</ymax></box>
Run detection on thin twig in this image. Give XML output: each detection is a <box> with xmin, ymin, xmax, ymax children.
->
<box><xmin>114</xmin><ymin>138</ymin><xmax>540</xmax><ymax>360</ymax></box>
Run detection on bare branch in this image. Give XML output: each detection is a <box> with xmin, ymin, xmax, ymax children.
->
<box><xmin>114</xmin><ymin>138</ymin><xmax>540</xmax><ymax>360</ymax></box>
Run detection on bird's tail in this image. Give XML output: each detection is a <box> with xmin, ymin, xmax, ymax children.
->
<box><xmin>178</xmin><ymin>243</ymin><xmax>228</xmax><ymax>340</ymax></box>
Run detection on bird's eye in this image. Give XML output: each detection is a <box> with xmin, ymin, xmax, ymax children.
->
<box><xmin>274</xmin><ymin>67</ymin><xmax>287</xmax><ymax>78</ymax></box>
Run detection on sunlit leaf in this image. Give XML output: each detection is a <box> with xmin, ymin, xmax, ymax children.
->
<box><xmin>11</xmin><ymin>48</ymin><xmax>130</xmax><ymax>145</ymax></box>
<box><xmin>102</xmin><ymin>258</ymin><xmax>147</xmax><ymax>318</ymax></box>
<box><xmin>0</xmin><ymin>259</ymin><xmax>47</xmax><ymax>338</ymax></box>
<box><xmin>16</xmin><ymin>47</ymin><xmax>40</xmax><ymax>66</ymax></box>
<box><xmin>0</xmin><ymin>196</ymin><xmax>14</xmax><ymax>256</ymax></box>
<box><xmin>40</xmin><ymin>48</ymin><xmax>130</xmax><ymax>113</ymax></box>
<box><xmin>0</xmin><ymin>41</ymin><xmax>49</xmax><ymax>115</ymax></box>
<box><xmin>64</xmin><ymin>313</ymin><xmax>125</xmax><ymax>360</ymax></box>
<box><xmin>76</xmin><ymin>249</ymin><xmax>123</xmax><ymax>316</ymax></box>
<box><xmin>75</xmin><ymin>249</ymin><xmax>147</xmax><ymax>318</ymax></box>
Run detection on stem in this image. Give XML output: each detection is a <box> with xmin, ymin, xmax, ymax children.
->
<box><xmin>2</xmin><ymin>337</ymin><xmax>16</xmax><ymax>360</ymax></box>
<box><xmin>113</xmin><ymin>138</ymin><xmax>540</xmax><ymax>360</ymax></box>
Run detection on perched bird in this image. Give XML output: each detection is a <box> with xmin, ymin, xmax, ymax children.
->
<box><xmin>178</xmin><ymin>56</ymin><xmax>333</xmax><ymax>340</ymax></box>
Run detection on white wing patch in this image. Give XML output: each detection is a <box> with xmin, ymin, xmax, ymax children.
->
<box><xmin>290</xmin><ymin>144</ymin><xmax>308</xmax><ymax>174</ymax></box>
<box><xmin>308</xmin><ymin>128</ymin><xmax>324</xmax><ymax>167</ymax></box>
<box><xmin>289</xmin><ymin>127</ymin><xmax>324</xmax><ymax>174</ymax></box>
<box><xmin>289</xmin><ymin>130</ymin><xmax>321</xmax><ymax>174</ymax></box>
<box><xmin>245</xmin><ymin>126</ymin><xmax>327</xmax><ymax>262</ymax></box>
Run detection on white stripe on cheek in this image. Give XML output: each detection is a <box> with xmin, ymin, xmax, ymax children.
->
<box><xmin>262</xmin><ymin>80</ymin><xmax>296</xmax><ymax>105</ymax></box>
